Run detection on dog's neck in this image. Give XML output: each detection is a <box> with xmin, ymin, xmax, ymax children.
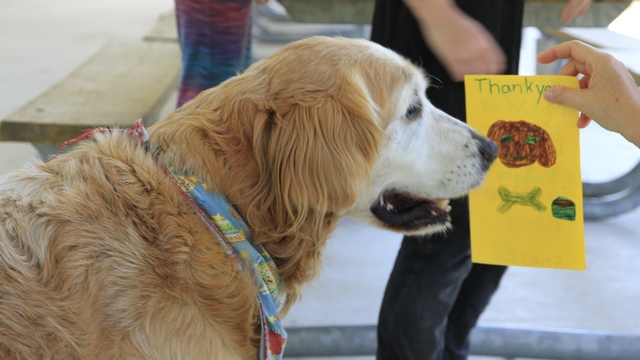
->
<box><xmin>147</xmin><ymin>115</ymin><xmax>339</xmax><ymax>313</ymax></box>
<box><xmin>163</xmin><ymin>164</ymin><xmax>288</xmax><ymax>357</ymax></box>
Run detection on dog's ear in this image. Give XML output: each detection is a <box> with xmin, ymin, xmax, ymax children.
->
<box><xmin>262</xmin><ymin>78</ymin><xmax>384</xmax><ymax>224</ymax></box>
<box><xmin>487</xmin><ymin>120</ymin><xmax>507</xmax><ymax>143</ymax></box>
<box><xmin>536</xmin><ymin>129</ymin><xmax>557</xmax><ymax>168</ymax></box>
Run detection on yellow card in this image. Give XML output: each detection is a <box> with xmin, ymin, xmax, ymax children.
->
<box><xmin>464</xmin><ymin>75</ymin><xmax>585</xmax><ymax>270</ymax></box>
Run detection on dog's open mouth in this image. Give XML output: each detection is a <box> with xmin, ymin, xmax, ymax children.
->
<box><xmin>370</xmin><ymin>191</ymin><xmax>451</xmax><ymax>231</ymax></box>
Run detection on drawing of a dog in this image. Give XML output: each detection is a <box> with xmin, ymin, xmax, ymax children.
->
<box><xmin>487</xmin><ymin>120</ymin><xmax>556</xmax><ymax>168</ymax></box>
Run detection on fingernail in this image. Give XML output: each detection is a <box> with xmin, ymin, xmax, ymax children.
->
<box><xmin>544</xmin><ymin>88</ymin><xmax>554</xmax><ymax>102</ymax></box>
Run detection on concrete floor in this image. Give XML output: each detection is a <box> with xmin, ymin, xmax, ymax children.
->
<box><xmin>1</xmin><ymin>1</ymin><xmax>640</xmax><ymax>359</ymax></box>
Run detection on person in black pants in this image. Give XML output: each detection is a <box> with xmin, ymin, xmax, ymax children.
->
<box><xmin>370</xmin><ymin>0</ymin><xmax>591</xmax><ymax>359</ymax></box>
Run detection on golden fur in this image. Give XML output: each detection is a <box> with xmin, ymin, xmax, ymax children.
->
<box><xmin>0</xmin><ymin>36</ymin><xmax>496</xmax><ymax>359</ymax></box>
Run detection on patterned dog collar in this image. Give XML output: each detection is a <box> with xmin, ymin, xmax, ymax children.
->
<box><xmin>55</xmin><ymin>120</ymin><xmax>287</xmax><ymax>359</ymax></box>
<box><xmin>167</xmin><ymin>167</ymin><xmax>287</xmax><ymax>359</ymax></box>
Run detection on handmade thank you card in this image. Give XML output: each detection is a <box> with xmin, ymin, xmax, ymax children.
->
<box><xmin>464</xmin><ymin>75</ymin><xmax>585</xmax><ymax>270</ymax></box>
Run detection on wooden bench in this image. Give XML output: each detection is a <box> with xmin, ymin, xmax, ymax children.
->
<box><xmin>0</xmin><ymin>38</ymin><xmax>181</xmax><ymax>157</ymax></box>
<box><xmin>143</xmin><ymin>11</ymin><xmax>178</xmax><ymax>43</ymax></box>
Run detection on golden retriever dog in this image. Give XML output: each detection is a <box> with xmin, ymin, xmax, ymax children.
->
<box><xmin>0</xmin><ymin>36</ymin><xmax>497</xmax><ymax>359</ymax></box>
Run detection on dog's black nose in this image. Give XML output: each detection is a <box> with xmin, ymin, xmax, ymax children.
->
<box><xmin>472</xmin><ymin>131</ymin><xmax>498</xmax><ymax>170</ymax></box>
<box><xmin>480</xmin><ymin>139</ymin><xmax>498</xmax><ymax>163</ymax></box>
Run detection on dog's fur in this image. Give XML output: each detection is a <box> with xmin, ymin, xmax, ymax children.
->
<box><xmin>0</xmin><ymin>37</ymin><xmax>496</xmax><ymax>359</ymax></box>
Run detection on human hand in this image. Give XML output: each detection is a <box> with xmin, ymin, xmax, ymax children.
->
<box><xmin>560</xmin><ymin>0</ymin><xmax>592</xmax><ymax>23</ymax></box>
<box><xmin>410</xmin><ymin>2</ymin><xmax>506</xmax><ymax>81</ymax></box>
<box><xmin>537</xmin><ymin>40</ymin><xmax>640</xmax><ymax>146</ymax></box>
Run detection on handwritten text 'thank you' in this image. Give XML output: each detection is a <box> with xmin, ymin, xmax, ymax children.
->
<box><xmin>473</xmin><ymin>77</ymin><xmax>553</xmax><ymax>104</ymax></box>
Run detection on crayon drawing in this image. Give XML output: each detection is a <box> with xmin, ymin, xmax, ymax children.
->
<box><xmin>487</xmin><ymin>120</ymin><xmax>556</xmax><ymax>168</ymax></box>
<box><xmin>465</xmin><ymin>75</ymin><xmax>585</xmax><ymax>270</ymax></box>
<box><xmin>497</xmin><ymin>186</ymin><xmax>546</xmax><ymax>214</ymax></box>
<box><xmin>551</xmin><ymin>197</ymin><xmax>576</xmax><ymax>221</ymax></box>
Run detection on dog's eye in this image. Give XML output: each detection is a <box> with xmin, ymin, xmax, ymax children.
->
<box><xmin>404</xmin><ymin>102</ymin><xmax>422</xmax><ymax>120</ymax></box>
<box><xmin>500</xmin><ymin>135</ymin><xmax>513</xmax><ymax>143</ymax></box>
<box><xmin>525</xmin><ymin>136</ymin><xmax>538</xmax><ymax>144</ymax></box>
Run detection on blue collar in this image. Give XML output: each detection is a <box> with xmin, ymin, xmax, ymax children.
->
<box><xmin>167</xmin><ymin>168</ymin><xmax>287</xmax><ymax>359</ymax></box>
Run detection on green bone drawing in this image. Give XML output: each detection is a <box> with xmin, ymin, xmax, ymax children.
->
<box><xmin>497</xmin><ymin>186</ymin><xmax>546</xmax><ymax>213</ymax></box>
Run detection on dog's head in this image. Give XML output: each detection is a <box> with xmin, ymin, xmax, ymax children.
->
<box><xmin>153</xmin><ymin>36</ymin><xmax>497</xmax><ymax>242</ymax></box>
<box><xmin>150</xmin><ymin>37</ymin><xmax>498</xmax><ymax>310</ymax></box>
<box><xmin>487</xmin><ymin>120</ymin><xmax>556</xmax><ymax>168</ymax></box>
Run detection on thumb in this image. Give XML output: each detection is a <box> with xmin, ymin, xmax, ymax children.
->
<box><xmin>543</xmin><ymin>86</ymin><xmax>585</xmax><ymax>110</ymax></box>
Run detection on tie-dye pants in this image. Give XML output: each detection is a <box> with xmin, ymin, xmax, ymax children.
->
<box><xmin>175</xmin><ymin>0</ymin><xmax>253</xmax><ymax>107</ymax></box>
